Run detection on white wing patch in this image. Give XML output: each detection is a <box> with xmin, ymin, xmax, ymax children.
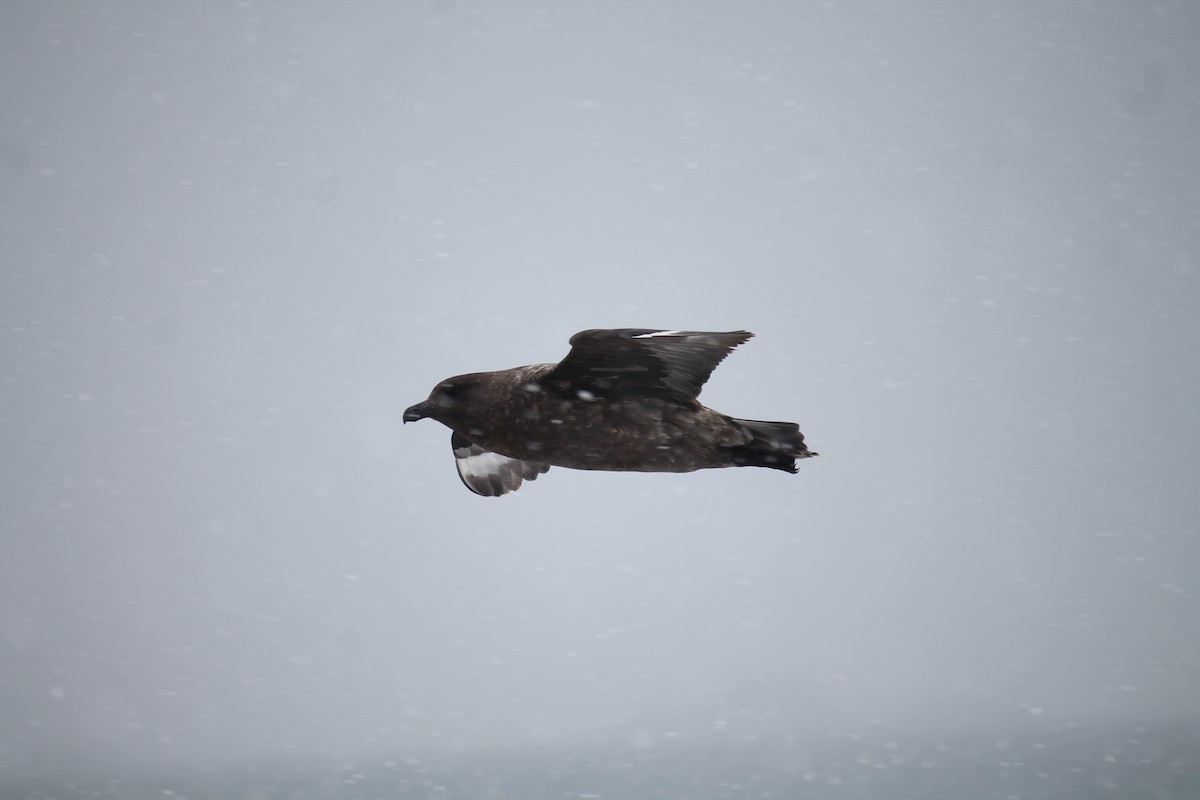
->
<box><xmin>453</xmin><ymin>436</ymin><xmax>550</xmax><ymax>497</ymax></box>
<box><xmin>633</xmin><ymin>329</ymin><xmax>685</xmax><ymax>338</ymax></box>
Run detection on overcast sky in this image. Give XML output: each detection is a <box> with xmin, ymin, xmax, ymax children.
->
<box><xmin>2</xmin><ymin>1</ymin><xmax>1198</xmax><ymax>795</ymax></box>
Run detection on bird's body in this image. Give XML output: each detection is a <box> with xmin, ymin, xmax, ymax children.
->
<box><xmin>404</xmin><ymin>329</ymin><xmax>817</xmax><ymax>496</ymax></box>
<box><xmin>437</xmin><ymin>363</ymin><xmax>757</xmax><ymax>473</ymax></box>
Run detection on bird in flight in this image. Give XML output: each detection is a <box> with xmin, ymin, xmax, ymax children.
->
<box><xmin>403</xmin><ymin>328</ymin><xmax>817</xmax><ymax>496</ymax></box>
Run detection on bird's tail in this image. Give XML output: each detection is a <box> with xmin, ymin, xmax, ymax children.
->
<box><xmin>726</xmin><ymin>418</ymin><xmax>818</xmax><ymax>473</ymax></box>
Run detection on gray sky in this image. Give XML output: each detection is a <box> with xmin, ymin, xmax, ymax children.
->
<box><xmin>2</xmin><ymin>0</ymin><xmax>1198</xmax><ymax>793</ymax></box>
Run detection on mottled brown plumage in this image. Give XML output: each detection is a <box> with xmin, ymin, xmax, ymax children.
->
<box><xmin>403</xmin><ymin>329</ymin><xmax>817</xmax><ymax>496</ymax></box>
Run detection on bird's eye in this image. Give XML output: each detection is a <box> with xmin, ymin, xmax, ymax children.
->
<box><xmin>440</xmin><ymin>383</ymin><xmax>464</xmax><ymax>398</ymax></box>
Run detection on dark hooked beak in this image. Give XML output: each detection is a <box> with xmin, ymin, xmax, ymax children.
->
<box><xmin>402</xmin><ymin>402</ymin><xmax>430</xmax><ymax>424</ymax></box>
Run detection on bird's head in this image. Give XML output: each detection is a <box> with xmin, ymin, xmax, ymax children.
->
<box><xmin>403</xmin><ymin>373</ymin><xmax>484</xmax><ymax>427</ymax></box>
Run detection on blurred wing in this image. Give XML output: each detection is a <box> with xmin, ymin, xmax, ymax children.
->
<box><xmin>543</xmin><ymin>328</ymin><xmax>754</xmax><ymax>405</ymax></box>
<box><xmin>452</xmin><ymin>432</ymin><xmax>550</xmax><ymax>497</ymax></box>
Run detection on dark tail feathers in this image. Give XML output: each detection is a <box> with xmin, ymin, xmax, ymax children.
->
<box><xmin>726</xmin><ymin>418</ymin><xmax>818</xmax><ymax>473</ymax></box>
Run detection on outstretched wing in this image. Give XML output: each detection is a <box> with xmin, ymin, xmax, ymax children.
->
<box><xmin>542</xmin><ymin>328</ymin><xmax>754</xmax><ymax>405</ymax></box>
<box><xmin>452</xmin><ymin>432</ymin><xmax>550</xmax><ymax>497</ymax></box>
